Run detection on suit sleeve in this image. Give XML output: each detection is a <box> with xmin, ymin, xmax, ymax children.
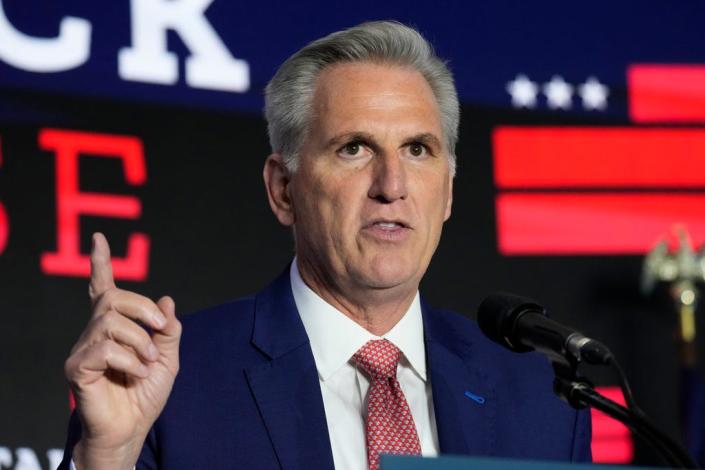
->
<box><xmin>56</xmin><ymin>412</ymin><xmax>81</xmax><ymax>470</ymax></box>
<box><xmin>136</xmin><ymin>428</ymin><xmax>158</xmax><ymax>469</ymax></box>
<box><xmin>57</xmin><ymin>411</ymin><xmax>158</xmax><ymax>470</ymax></box>
<box><xmin>570</xmin><ymin>407</ymin><xmax>593</xmax><ymax>462</ymax></box>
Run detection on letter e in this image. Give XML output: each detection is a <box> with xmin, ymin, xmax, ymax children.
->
<box><xmin>40</xmin><ymin>128</ymin><xmax>150</xmax><ymax>281</ymax></box>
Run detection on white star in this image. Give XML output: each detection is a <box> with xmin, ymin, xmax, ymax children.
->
<box><xmin>506</xmin><ymin>74</ymin><xmax>539</xmax><ymax>108</ymax></box>
<box><xmin>578</xmin><ymin>76</ymin><xmax>609</xmax><ymax>110</ymax></box>
<box><xmin>543</xmin><ymin>76</ymin><xmax>573</xmax><ymax>109</ymax></box>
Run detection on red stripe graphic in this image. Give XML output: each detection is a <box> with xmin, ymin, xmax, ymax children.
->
<box><xmin>494</xmin><ymin>127</ymin><xmax>705</xmax><ymax>188</ymax></box>
<box><xmin>591</xmin><ymin>387</ymin><xmax>633</xmax><ymax>464</ymax></box>
<box><xmin>628</xmin><ymin>65</ymin><xmax>705</xmax><ymax>122</ymax></box>
<box><xmin>496</xmin><ymin>193</ymin><xmax>705</xmax><ymax>255</ymax></box>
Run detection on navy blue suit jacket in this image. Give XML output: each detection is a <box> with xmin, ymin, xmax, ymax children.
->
<box><xmin>60</xmin><ymin>268</ymin><xmax>591</xmax><ymax>469</ymax></box>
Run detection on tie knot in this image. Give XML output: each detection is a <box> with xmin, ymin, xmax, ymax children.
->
<box><xmin>352</xmin><ymin>339</ymin><xmax>401</xmax><ymax>379</ymax></box>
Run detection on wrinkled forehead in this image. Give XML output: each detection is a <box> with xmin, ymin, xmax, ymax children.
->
<box><xmin>314</xmin><ymin>61</ymin><xmax>438</xmax><ymax>106</ymax></box>
<box><xmin>308</xmin><ymin>62</ymin><xmax>443</xmax><ymax>141</ymax></box>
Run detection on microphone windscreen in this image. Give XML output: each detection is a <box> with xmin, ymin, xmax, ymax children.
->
<box><xmin>477</xmin><ymin>292</ymin><xmax>543</xmax><ymax>353</ymax></box>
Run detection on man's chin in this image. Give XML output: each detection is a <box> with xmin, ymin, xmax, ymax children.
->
<box><xmin>352</xmin><ymin>263</ymin><xmax>419</xmax><ymax>291</ymax></box>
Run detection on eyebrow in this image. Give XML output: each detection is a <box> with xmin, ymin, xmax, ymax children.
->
<box><xmin>325</xmin><ymin>132</ymin><xmax>377</xmax><ymax>150</ymax></box>
<box><xmin>325</xmin><ymin>131</ymin><xmax>443</xmax><ymax>152</ymax></box>
<box><xmin>402</xmin><ymin>133</ymin><xmax>442</xmax><ymax>151</ymax></box>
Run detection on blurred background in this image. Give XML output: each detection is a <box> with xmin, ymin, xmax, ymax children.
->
<box><xmin>1</xmin><ymin>0</ymin><xmax>704</xmax><ymax>468</ymax></box>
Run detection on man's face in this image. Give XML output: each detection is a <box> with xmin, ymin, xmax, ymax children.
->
<box><xmin>285</xmin><ymin>62</ymin><xmax>453</xmax><ymax>298</ymax></box>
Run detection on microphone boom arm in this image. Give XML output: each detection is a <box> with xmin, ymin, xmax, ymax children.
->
<box><xmin>552</xmin><ymin>362</ymin><xmax>697</xmax><ymax>469</ymax></box>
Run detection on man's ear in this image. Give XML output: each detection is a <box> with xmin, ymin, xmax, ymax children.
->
<box><xmin>444</xmin><ymin>171</ymin><xmax>453</xmax><ymax>221</ymax></box>
<box><xmin>263</xmin><ymin>153</ymin><xmax>295</xmax><ymax>226</ymax></box>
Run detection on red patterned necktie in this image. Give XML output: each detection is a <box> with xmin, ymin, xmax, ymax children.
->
<box><xmin>352</xmin><ymin>339</ymin><xmax>422</xmax><ymax>470</ymax></box>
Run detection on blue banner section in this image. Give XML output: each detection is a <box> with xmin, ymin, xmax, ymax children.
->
<box><xmin>2</xmin><ymin>0</ymin><xmax>705</xmax><ymax>115</ymax></box>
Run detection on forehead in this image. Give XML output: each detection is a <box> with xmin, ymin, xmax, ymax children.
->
<box><xmin>309</xmin><ymin>61</ymin><xmax>442</xmax><ymax>139</ymax></box>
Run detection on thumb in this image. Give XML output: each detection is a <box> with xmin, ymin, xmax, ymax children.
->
<box><xmin>157</xmin><ymin>295</ymin><xmax>176</xmax><ymax>321</ymax></box>
<box><xmin>153</xmin><ymin>295</ymin><xmax>181</xmax><ymax>356</ymax></box>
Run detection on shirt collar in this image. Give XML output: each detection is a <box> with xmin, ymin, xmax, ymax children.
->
<box><xmin>290</xmin><ymin>259</ymin><xmax>427</xmax><ymax>382</ymax></box>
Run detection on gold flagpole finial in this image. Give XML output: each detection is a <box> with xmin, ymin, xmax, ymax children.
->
<box><xmin>642</xmin><ymin>225</ymin><xmax>705</xmax><ymax>349</ymax></box>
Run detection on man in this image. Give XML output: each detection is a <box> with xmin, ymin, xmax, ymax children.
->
<box><xmin>60</xmin><ymin>21</ymin><xmax>591</xmax><ymax>469</ymax></box>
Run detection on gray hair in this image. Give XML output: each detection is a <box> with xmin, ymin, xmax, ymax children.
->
<box><xmin>264</xmin><ymin>20</ymin><xmax>459</xmax><ymax>176</ymax></box>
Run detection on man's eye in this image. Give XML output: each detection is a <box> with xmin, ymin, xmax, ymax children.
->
<box><xmin>338</xmin><ymin>142</ymin><xmax>368</xmax><ymax>159</ymax></box>
<box><xmin>343</xmin><ymin>142</ymin><xmax>361</xmax><ymax>155</ymax></box>
<box><xmin>408</xmin><ymin>143</ymin><xmax>427</xmax><ymax>157</ymax></box>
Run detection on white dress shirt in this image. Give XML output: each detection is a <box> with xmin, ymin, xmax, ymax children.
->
<box><xmin>290</xmin><ymin>260</ymin><xmax>439</xmax><ymax>470</ymax></box>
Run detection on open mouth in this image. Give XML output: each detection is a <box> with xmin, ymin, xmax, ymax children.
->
<box><xmin>362</xmin><ymin>220</ymin><xmax>412</xmax><ymax>241</ymax></box>
<box><xmin>366</xmin><ymin>219</ymin><xmax>410</xmax><ymax>230</ymax></box>
<box><xmin>373</xmin><ymin>221</ymin><xmax>408</xmax><ymax>230</ymax></box>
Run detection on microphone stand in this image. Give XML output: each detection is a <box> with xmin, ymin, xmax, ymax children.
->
<box><xmin>552</xmin><ymin>360</ymin><xmax>698</xmax><ymax>469</ymax></box>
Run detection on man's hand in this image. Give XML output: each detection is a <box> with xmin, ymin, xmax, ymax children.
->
<box><xmin>64</xmin><ymin>233</ymin><xmax>181</xmax><ymax>469</ymax></box>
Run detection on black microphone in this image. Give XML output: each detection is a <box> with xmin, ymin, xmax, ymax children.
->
<box><xmin>477</xmin><ymin>292</ymin><xmax>612</xmax><ymax>365</ymax></box>
<box><xmin>478</xmin><ymin>293</ymin><xmax>699</xmax><ymax>469</ymax></box>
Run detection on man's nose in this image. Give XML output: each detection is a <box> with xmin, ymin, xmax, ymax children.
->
<box><xmin>368</xmin><ymin>152</ymin><xmax>408</xmax><ymax>203</ymax></box>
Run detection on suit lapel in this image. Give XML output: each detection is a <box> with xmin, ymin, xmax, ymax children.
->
<box><xmin>245</xmin><ymin>269</ymin><xmax>335</xmax><ymax>470</ymax></box>
<box><xmin>423</xmin><ymin>303</ymin><xmax>497</xmax><ymax>457</ymax></box>
<box><xmin>243</xmin><ymin>271</ymin><xmax>496</xmax><ymax>466</ymax></box>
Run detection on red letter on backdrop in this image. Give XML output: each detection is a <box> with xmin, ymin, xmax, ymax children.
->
<box><xmin>40</xmin><ymin>128</ymin><xmax>149</xmax><ymax>281</ymax></box>
<box><xmin>0</xmin><ymin>202</ymin><xmax>7</xmax><ymax>256</ymax></box>
<box><xmin>0</xmin><ymin>136</ymin><xmax>7</xmax><ymax>255</ymax></box>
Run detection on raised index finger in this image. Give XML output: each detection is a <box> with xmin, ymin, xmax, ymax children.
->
<box><xmin>89</xmin><ymin>232</ymin><xmax>116</xmax><ymax>304</ymax></box>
